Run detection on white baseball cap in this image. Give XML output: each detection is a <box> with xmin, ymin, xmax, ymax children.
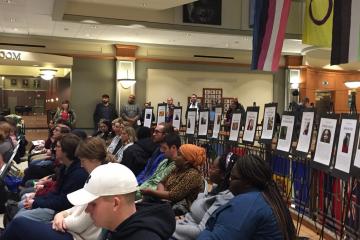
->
<box><xmin>67</xmin><ymin>163</ymin><xmax>138</xmax><ymax>206</ymax></box>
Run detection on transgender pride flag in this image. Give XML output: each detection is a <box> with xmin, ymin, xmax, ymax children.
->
<box><xmin>251</xmin><ymin>0</ymin><xmax>291</xmax><ymax>72</ymax></box>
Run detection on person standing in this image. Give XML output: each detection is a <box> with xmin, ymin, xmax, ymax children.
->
<box><xmin>186</xmin><ymin>94</ymin><xmax>201</xmax><ymax>120</ymax></box>
<box><xmin>93</xmin><ymin>94</ymin><xmax>118</xmax><ymax>131</ymax></box>
<box><xmin>120</xmin><ymin>95</ymin><xmax>141</xmax><ymax>128</ymax></box>
<box><xmin>166</xmin><ymin>97</ymin><xmax>175</xmax><ymax>123</ymax></box>
<box><xmin>53</xmin><ymin>100</ymin><xmax>77</xmax><ymax>128</ymax></box>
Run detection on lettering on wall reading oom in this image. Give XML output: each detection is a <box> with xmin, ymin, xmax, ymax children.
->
<box><xmin>0</xmin><ymin>51</ymin><xmax>21</xmax><ymax>61</ymax></box>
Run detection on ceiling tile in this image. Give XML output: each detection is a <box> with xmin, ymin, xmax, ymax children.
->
<box><xmin>53</xmin><ymin>21</ymin><xmax>82</xmax><ymax>37</ymax></box>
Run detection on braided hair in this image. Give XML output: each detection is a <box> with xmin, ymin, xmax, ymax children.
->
<box><xmin>211</xmin><ymin>152</ymin><xmax>237</xmax><ymax>194</ymax></box>
<box><xmin>233</xmin><ymin>154</ymin><xmax>296</xmax><ymax>240</ymax></box>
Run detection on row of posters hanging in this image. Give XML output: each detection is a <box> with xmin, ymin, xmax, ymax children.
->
<box><xmin>145</xmin><ymin>102</ymin><xmax>360</xmax><ymax>179</ymax></box>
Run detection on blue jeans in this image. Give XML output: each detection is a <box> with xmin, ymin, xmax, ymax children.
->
<box><xmin>30</xmin><ymin>159</ymin><xmax>53</xmax><ymax>167</ymax></box>
<box><xmin>0</xmin><ymin>217</ymin><xmax>73</xmax><ymax>240</ymax></box>
<box><xmin>14</xmin><ymin>207</ymin><xmax>55</xmax><ymax>222</ymax></box>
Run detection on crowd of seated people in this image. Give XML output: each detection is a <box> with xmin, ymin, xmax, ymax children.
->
<box><xmin>1</xmin><ymin>137</ymin><xmax>115</xmax><ymax>240</ymax></box>
<box><xmin>0</xmin><ymin>110</ymin><xmax>296</xmax><ymax>240</ymax></box>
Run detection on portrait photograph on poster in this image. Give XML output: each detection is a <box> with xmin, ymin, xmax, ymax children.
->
<box><xmin>212</xmin><ymin>107</ymin><xmax>222</xmax><ymax>139</ymax></box>
<box><xmin>333</xmin><ymin>116</ymin><xmax>357</xmax><ymax>179</ymax></box>
<box><xmin>143</xmin><ymin>107</ymin><xmax>154</xmax><ymax>128</ymax></box>
<box><xmin>276</xmin><ymin>113</ymin><xmax>295</xmax><ymax>153</ymax></box>
<box><xmin>351</xmin><ymin>125</ymin><xmax>360</xmax><ymax>175</ymax></box>
<box><xmin>198</xmin><ymin>110</ymin><xmax>209</xmax><ymax>137</ymax></box>
<box><xmin>296</xmin><ymin>110</ymin><xmax>315</xmax><ymax>154</ymax></box>
<box><xmin>157</xmin><ymin>104</ymin><xmax>166</xmax><ymax>125</ymax></box>
<box><xmin>186</xmin><ymin>109</ymin><xmax>196</xmax><ymax>135</ymax></box>
<box><xmin>243</xmin><ymin>107</ymin><xmax>259</xmax><ymax>144</ymax></box>
<box><xmin>260</xmin><ymin>103</ymin><xmax>277</xmax><ymax>142</ymax></box>
<box><xmin>313</xmin><ymin>115</ymin><xmax>338</xmax><ymax>171</ymax></box>
<box><xmin>172</xmin><ymin>107</ymin><xmax>182</xmax><ymax>130</ymax></box>
<box><xmin>229</xmin><ymin>112</ymin><xmax>241</xmax><ymax>142</ymax></box>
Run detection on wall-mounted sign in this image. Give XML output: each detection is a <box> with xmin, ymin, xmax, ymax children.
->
<box><xmin>0</xmin><ymin>50</ymin><xmax>21</xmax><ymax>61</ymax></box>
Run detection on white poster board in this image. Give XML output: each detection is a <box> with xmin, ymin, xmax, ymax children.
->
<box><xmin>334</xmin><ymin>118</ymin><xmax>357</xmax><ymax>174</ymax></box>
<box><xmin>296</xmin><ymin>111</ymin><xmax>315</xmax><ymax>153</ymax></box>
<box><xmin>313</xmin><ymin>117</ymin><xmax>338</xmax><ymax>167</ymax></box>
<box><xmin>186</xmin><ymin>110</ymin><xmax>196</xmax><ymax>135</ymax></box>
<box><xmin>352</xmin><ymin>129</ymin><xmax>360</xmax><ymax>169</ymax></box>
<box><xmin>229</xmin><ymin>112</ymin><xmax>241</xmax><ymax>141</ymax></box>
<box><xmin>212</xmin><ymin>107</ymin><xmax>222</xmax><ymax>139</ymax></box>
<box><xmin>198</xmin><ymin>111</ymin><xmax>209</xmax><ymax>136</ymax></box>
<box><xmin>243</xmin><ymin>109</ymin><xmax>259</xmax><ymax>143</ymax></box>
<box><xmin>143</xmin><ymin>108</ymin><xmax>153</xmax><ymax>128</ymax></box>
<box><xmin>157</xmin><ymin>104</ymin><xmax>166</xmax><ymax>125</ymax></box>
<box><xmin>261</xmin><ymin>105</ymin><xmax>276</xmax><ymax>140</ymax></box>
<box><xmin>172</xmin><ymin>107</ymin><xmax>182</xmax><ymax>130</ymax></box>
<box><xmin>276</xmin><ymin>114</ymin><xmax>295</xmax><ymax>152</ymax></box>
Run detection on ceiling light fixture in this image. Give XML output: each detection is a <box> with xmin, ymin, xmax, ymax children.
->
<box><xmin>344</xmin><ymin>81</ymin><xmax>360</xmax><ymax>89</ymax></box>
<box><xmin>40</xmin><ymin>69</ymin><xmax>57</xmax><ymax>81</ymax></box>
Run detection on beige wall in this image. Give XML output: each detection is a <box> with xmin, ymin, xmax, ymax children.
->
<box><xmin>146</xmin><ymin>69</ymin><xmax>273</xmax><ymax>120</ymax></box>
<box><xmin>71</xmin><ymin>57</ymin><xmax>116</xmax><ymax>129</ymax></box>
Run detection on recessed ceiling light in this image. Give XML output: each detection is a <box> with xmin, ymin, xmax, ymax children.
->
<box><xmin>81</xmin><ymin>20</ymin><xmax>100</xmax><ymax>24</ymax></box>
<box><xmin>127</xmin><ymin>24</ymin><xmax>146</xmax><ymax>29</ymax></box>
<box><xmin>33</xmin><ymin>64</ymin><xmax>39</xmax><ymax>67</ymax></box>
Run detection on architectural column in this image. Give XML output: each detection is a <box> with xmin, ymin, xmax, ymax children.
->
<box><xmin>114</xmin><ymin>44</ymin><xmax>138</xmax><ymax>112</ymax></box>
<box><xmin>284</xmin><ymin>55</ymin><xmax>304</xmax><ymax>108</ymax></box>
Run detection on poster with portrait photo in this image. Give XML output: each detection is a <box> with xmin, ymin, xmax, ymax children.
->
<box><xmin>260</xmin><ymin>103</ymin><xmax>277</xmax><ymax>142</ymax></box>
<box><xmin>198</xmin><ymin>110</ymin><xmax>209</xmax><ymax>137</ymax></box>
<box><xmin>212</xmin><ymin>107</ymin><xmax>222</xmax><ymax>139</ymax></box>
<box><xmin>172</xmin><ymin>107</ymin><xmax>182</xmax><ymax>130</ymax></box>
<box><xmin>313</xmin><ymin>115</ymin><xmax>338</xmax><ymax>171</ymax></box>
<box><xmin>333</xmin><ymin>115</ymin><xmax>357</xmax><ymax>179</ymax></box>
<box><xmin>276</xmin><ymin>113</ymin><xmax>295</xmax><ymax>154</ymax></box>
<box><xmin>186</xmin><ymin>109</ymin><xmax>196</xmax><ymax>135</ymax></box>
<box><xmin>243</xmin><ymin>107</ymin><xmax>259</xmax><ymax>144</ymax></box>
<box><xmin>157</xmin><ymin>103</ymin><xmax>166</xmax><ymax>125</ymax></box>
<box><xmin>295</xmin><ymin>110</ymin><xmax>315</xmax><ymax>155</ymax></box>
<box><xmin>229</xmin><ymin>112</ymin><xmax>242</xmax><ymax>142</ymax></box>
<box><xmin>351</xmin><ymin>123</ymin><xmax>360</xmax><ymax>176</ymax></box>
<box><xmin>143</xmin><ymin>107</ymin><xmax>154</xmax><ymax>128</ymax></box>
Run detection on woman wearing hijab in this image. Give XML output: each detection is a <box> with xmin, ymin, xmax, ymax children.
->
<box><xmin>141</xmin><ymin>144</ymin><xmax>206</xmax><ymax>212</ymax></box>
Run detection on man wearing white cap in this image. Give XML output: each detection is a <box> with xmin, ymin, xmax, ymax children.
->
<box><xmin>67</xmin><ymin>163</ymin><xmax>176</xmax><ymax>240</ymax></box>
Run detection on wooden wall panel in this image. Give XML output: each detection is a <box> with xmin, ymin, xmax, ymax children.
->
<box><xmin>334</xmin><ymin>90</ymin><xmax>349</xmax><ymax>113</ymax></box>
<box><xmin>300</xmin><ymin>67</ymin><xmax>360</xmax><ymax>113</ymax></box>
